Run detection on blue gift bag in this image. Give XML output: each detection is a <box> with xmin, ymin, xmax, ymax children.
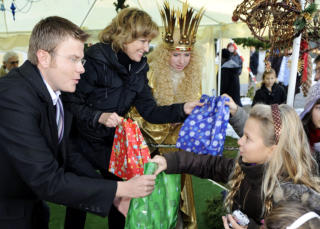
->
<box><xmin>176</xmin><ymin>95</ymin><xmax>230</xmax><ymax>156</ymax></box>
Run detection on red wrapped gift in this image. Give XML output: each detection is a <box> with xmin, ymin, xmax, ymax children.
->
<box><xmin>109</xmin><ymin>118</ymin><xmax>151</xmax><ymax>180</ymax></box>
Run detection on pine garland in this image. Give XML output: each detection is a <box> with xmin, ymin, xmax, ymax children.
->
<box><xmin>233</xmin><ymin>38</ymin><xmax>270</xmax><ymax>50</ymax></box>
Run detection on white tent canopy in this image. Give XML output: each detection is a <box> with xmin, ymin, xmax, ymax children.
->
<box><xmin>0</xmin><ymin>0</ymin><xmax>244</xmax><ymax>34</ymax></box>
<box><xmin>0</xmin><ymin>0</ymin><xmax>252</xmax><ymax>94</ymax></box>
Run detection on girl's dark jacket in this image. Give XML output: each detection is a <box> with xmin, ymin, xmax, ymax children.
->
<box><xmin>164</xmin><ymin>151</ymin><xmax>320</xmax><ymax>229</ymax></box>
<box><xmin>62</xmin><ymin>43</ymin><xmax>187</xmax><ymax>170</ymax></box>
<box><xmin>252</xmin><ymin>83</ymin><xmax>286</xmax><ymax>107</ymax></box>
<box><xmin>164</xmin><ymin>151</ymin><xmax>264</xmax><ymax>228</ymax></box>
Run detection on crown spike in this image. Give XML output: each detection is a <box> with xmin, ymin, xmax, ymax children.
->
<box><xmin>159</xmin><ymin>0</ymin><xmax>205</xmax><ymax>51</ymax></box>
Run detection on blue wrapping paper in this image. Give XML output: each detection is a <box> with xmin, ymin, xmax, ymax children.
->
<box><xmin>176</xmin><ymin>95</ymin><xmax>230</xmax><ymax>155</ymax></box>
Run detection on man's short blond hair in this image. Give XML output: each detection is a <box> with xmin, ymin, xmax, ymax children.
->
<box><xmin>28</xmin><ymin>16</ymin><xmax>89</xmax><ymax>65</ymax></box>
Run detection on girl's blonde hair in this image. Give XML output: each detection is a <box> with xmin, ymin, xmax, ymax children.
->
<box><xmin>225</xmin><ymin>104</ymin><xmax>320</xmax><ymax>216</ymax></box>
<box><xmin>262</xmin><ymin>68</ymin><xmax>277</xmax><ymax>82</ymax></box>
<box><xmin>146</xmin><ymin>43</ymin><xmax>202</xmax><ymax>105</ymax></box>
<box><xmin>98</xmin><ymin>8</ymin><xmax>159</xmax><ymax>52</ymax></box>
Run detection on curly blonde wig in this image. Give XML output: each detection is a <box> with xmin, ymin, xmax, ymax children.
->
<box><xmin>147</xmin><ymin>43</ymin><xmax>203</xmax><ymax>105</ymax></box>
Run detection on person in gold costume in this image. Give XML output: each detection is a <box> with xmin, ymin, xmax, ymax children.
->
<box><xmin>128</xmin><ymin>1</ymin><xmax>204</xmax><ymax>228</ymax></box>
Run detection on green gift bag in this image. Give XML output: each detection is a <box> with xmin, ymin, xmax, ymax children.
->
<box><xmin>125</xmin><ymin>162</ymin><xmax>181</xmax><ymax>229</ymax></box>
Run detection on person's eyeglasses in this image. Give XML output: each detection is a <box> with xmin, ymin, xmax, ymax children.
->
<box><xmin>50</xmin><ymin>52</ymin><xmax>86</xmax><ymax>66</ymax></box>
<box><xmin>9</xmin><ymin>61</ymin><xmax>19</xmax><ymax>65</ymax></box>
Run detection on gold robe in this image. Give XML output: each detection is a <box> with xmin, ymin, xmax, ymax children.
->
<box><xmin>128</xmin><ymin>66</ymin><xmax>201</xmax><ymax>229</ymax></box>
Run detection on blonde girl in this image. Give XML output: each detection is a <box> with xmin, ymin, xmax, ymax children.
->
<box><xmin>151</xmin><ymin>104</ymin><xmax>320</xmax><ymax>229</ymax></box>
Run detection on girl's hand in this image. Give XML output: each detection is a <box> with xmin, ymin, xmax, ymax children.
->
<box><xmin>149</xmin><ymin>155</ymin><xmax>167</xmax><ymax>175</ymax></box>
<box><xmin>222</xmin><ymin>215</ymin><xmax>248</xmax><ymax>229</ymax></box>
<box><xmin>222</xmin><ymin>94</ymin><xmax>238</xmax><ymax>116</ymax></box>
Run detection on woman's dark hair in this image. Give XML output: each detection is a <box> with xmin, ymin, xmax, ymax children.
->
<box><xmin>302</xmin><ymin>99</ymin><xmax>320</xmax><ymax>137</ymax></box>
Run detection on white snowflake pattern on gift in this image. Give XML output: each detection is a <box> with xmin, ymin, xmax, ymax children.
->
<box><xmin>224</xmin><ymin>114</ymin><xmax>229</xmax><ymax>120</ymax></box>
<box><xmin>217</xmin><ymin>101</ymin><xmax>222</xmax><ymax>107</ymax></box>
<box><xmin>216</xmin><ymin>120</ymin><xmax>222</xmax><ymax>127</ymax></box>
<box><xmin>190</xmin><ymin>120</ymin><xmax>196</xmax><ymax>126</ymax></box>
<box><xmin>186</xmin><ymin>148</ymin><xmax>191</xmax><ymax>151</ymax></box>
<box><xmin>189</xmin><ymin>131</ymin><xmax>195</xmax><ymax>137</ymax></box>
<box><xmin>218</xmin><ymin>134</ymin><xmax>223</xmax><ymax>139</ymax></box>
<box><xmin>207</xmin><ymin>117</ymin><xmax>213</xmax><ymax>123</ymax></box>
<box><xmin>195</xmin><ymin>140</ymin><xmax>200</xmax><ymax>146</ymax></box>
<box><xmin>205</xmin><ymin>131</ymin><xmax>210</xmax><ymax>136</ymax></box>
<box><xmin>199</xmin><ymin>123</ymin><xmax>205</xmax><ymax>129</ymax></box>
<box><xmin>193</xmin><ymin>109</ymin><xmax>200</xmax><ymax>114</ymax></box>
<box><xmin>206</xmin><ymin>140</ymin><xmax>210</xmax><ymax>146</ymax></box>
<box><xmin>213</xmin><ymin>141</ymin><xmax>218</xmax><ymax>146</ymax></box>
<box><xmin>176</xmin><ymin>142</ymin><xmax>181</xmax><ymax>147</ymax></box>
<box><xmin>180</xmin><ymin>131</ymin><xmax>185</xmax><ymax>136</ymax></box>
<box><xmin>197</xmin><ymin>114</ymin><xmax>203</xmax><ymax>120</ymax></box>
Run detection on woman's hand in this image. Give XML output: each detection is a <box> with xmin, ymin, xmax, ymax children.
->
<box><xmin>184</xmin><ymin>101</ymin><xmax>204</xmax><ymax>115</ymax></box>
<box><xmin>116</xmin><ymin>175</ymin><xmax>156</xmax><ymax>198</ymax></box>
<box><xmin>222</xmin><ymin>94</ymin><xmax>238</xmax><ymax>116</ymax></box>
<box><xmin>149</xmin><ymin>155</ymin><xmax>167</xmax><ymax>175</ymax></box>
<box><xmin>222</xmin><ymin>215</ymin><xmax>248</xmax><ymax>229</ymax></box>
<box><xmin>98</xmin><ymin>112</ymin><xmax>123</xmax><ymax>127</ymax></box>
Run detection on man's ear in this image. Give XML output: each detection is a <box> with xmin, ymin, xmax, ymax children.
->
<box><xmin>36</xmin><ymin>50</ymin><xmax>51</xmax><ymax>68</ymax></box>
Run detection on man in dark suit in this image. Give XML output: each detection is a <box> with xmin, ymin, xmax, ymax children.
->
<box><xmin>0</xmin><ymin>16</ymin><xmax>156</xmax><ymax>229</ymax></box>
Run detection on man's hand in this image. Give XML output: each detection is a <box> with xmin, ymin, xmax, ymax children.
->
<box><xmin>113</xmin><ymin>197</ymin><xmax>131</xmax><ymax>217</ymax></box>
<box><xmin>98</xmin><ymin>112</ymin><xmax>123</xmax><ymax>127</ymax></box>
<box><xmin>116</xmin><ymin>175</ymin><xmax>156</xmax><ymax>198</ymax></box>
<box><xmin>183</xmin><ymin>101</ymin><xmax>204</xmax><ymax>115</ymax></box>
<box><xmin>222</xmin><ymin>94</ymin><xmax>238</xmax><ymax>116</ymax></box>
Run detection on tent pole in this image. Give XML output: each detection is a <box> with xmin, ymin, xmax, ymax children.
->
<box><xmin>80</xmin><ymin>0</ymin><xmax>98</xmax><ymax>28</ymax></box>
<box><xmin>286</xmin><ymin>0</ymin><xmax>305</xmax><ymax>106</ymax></box>
<box><xmin>217</xmin><ymin>38</ymin><xmax>222</xmax><ymax>96</ymax></box>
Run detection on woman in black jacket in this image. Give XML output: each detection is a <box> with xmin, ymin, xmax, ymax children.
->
<box><xmin>62</xmin><ymin>7</ymin><xmax>201</xmax><ymax>229</ymax></box>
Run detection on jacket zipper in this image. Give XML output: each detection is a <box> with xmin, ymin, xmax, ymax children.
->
<box><xmin>242</xmin><ymin>185</ymin><xmax>251</xmax><ymax>211</ymax></box>
<box><xmin>134</xmin><ymin>61</ymin><xmax>147</xmax><ymax>74</ymax></box>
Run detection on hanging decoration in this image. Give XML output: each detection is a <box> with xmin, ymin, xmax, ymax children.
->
<box><xmin>0</xmin><ymin>0</ymin><xmax>45</xmax><ymax>22</ymax></box>
<box><xmin>302</xmin><ymin>10</ymin><xmax>320</xmax><ymax>52</ymax></box>
<box><xmin>232</xmin><ymin>0</ymin><xmax>316</xmax><ymax>56</ymax></box>
<box><xmin>0</xmin><ymin>0</ymin><xmax>5</xmax><ymax>11</ymax></box>
<box><xmin>300</xmin><ymin>40</ymin><xmax>313</xmax><ymax>97</ymax></box>
<box><xmin>10</xmin><ymin>1</ymin><xmax>16</xmax><ymax>20</ymax></box>
<box><xmin>113</xmin><ymin>0</ymin><xmax>129</xmax><ymax>13</ymax></box>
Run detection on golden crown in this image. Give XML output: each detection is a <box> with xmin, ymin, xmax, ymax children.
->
<box><xmin>159</xmin><ymin>1</ymin><xmax>205</xmax><ymax>51</ymax></box>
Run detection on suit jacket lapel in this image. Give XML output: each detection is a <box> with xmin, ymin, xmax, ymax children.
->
<box><xmin>17</xmin><ymin>61</ymin><xmax>59</xmax><ymax>156</ymax></box>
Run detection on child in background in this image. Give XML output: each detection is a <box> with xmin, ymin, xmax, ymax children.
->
<box><xmin>151</xmin><ymin>103</ymin><xmax>320</xmax><ymax>229</ymax></box>
<box><xmin>264</xmin><ymin>201</ymin><xmax>320</xmax><ymax>229</ymax></box>
<box><xmin>252</xmin><ymin>68</ymin><xmax>286</xmax><ymax>106</ymax></box>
